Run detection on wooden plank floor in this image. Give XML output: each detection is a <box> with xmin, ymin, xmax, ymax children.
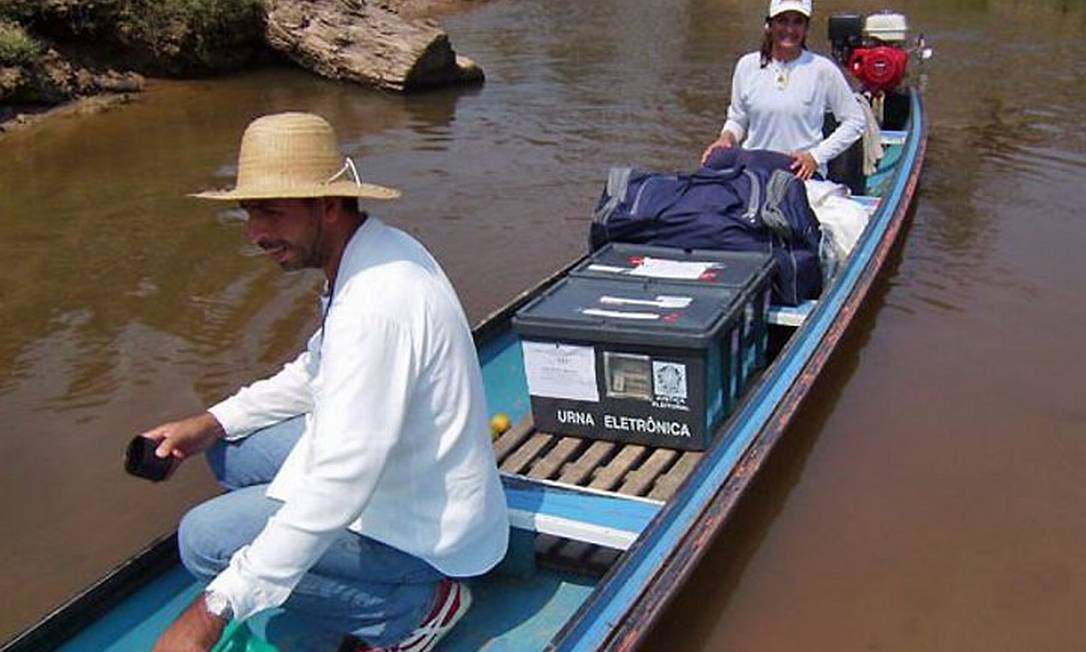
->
<box><xmin>493</xmin><ymin>417</ymin><xmax>703</xmax><ymax>575</ymax></box>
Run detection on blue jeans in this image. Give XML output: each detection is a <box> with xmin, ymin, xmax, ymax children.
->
<box><xmin>177</xmin><ymin>417</ymin><xmax>443</xmax><ymax>650</ymax></box>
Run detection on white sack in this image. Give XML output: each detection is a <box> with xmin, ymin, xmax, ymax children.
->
<box><xmin>805</xmin><ymin>179</ymin><xmax>871</xmax><ymax>280</ymax></box>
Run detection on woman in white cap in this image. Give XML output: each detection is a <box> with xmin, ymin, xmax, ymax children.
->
<box><xmin>701</xmin><ymin>0</ymin><xmax>865</xmax><ymax>180</ymax></box>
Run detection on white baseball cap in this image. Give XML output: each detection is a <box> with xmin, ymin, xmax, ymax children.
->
<box><xmin>768</xmin><ymin>0</ymin><xmax>812</xmax><ymax>18</ymax></box>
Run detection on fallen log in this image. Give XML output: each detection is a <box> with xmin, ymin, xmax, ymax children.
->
<box><xmin>265</xmin><ymin>0</ymin><xmax>483</xmax><ymax>92</ymax></box>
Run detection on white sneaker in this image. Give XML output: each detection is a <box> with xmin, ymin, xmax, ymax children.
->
<box><xmin>344</xmin><ymin>579</ymin><xmax>472</xmax><ymax>652</ymax></box>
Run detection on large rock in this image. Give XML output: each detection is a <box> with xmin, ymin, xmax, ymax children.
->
<box><xmin>265</xmin><ymin>0</ymin><xmax>483</xmax><ymax>92</ymax></box>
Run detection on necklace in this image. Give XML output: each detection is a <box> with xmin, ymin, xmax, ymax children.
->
<box><xmin>772</xmin><ymin>59</ymin><xmax>792</xmax><ymax>90</ymax></box>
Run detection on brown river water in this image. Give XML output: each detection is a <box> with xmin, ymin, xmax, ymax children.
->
<box><xmin>2</xmin><ymin>0</ymin><xmax>1085</xmax><ymax>648</ymax></box>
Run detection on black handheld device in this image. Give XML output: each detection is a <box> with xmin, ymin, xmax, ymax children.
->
<box><xmin>124</xmin><ymin>436</ymin><xmax>173</xmax><ymax>482</ymax></box>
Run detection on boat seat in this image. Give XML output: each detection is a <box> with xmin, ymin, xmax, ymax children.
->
<box><xmin>767</xmin><ymin>300</ymin><xmax>818</xmax><ymax>327</ymax></box>
<box><xmin>501</xmin><ymin>473</ymin><xmax>661</xmax><ymax>550</ymax></box>
<box><xmin>880</xmin><ymin>129</ymin><xmax>908</xmax><ymax>146</ymax></box>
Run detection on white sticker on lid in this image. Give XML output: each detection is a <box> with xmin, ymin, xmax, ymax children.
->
<box><xmin>629</xmin><ymin>257</ymin><xmax>716</xmax><ymax>280</ymax></box>
<box><xmin>585</xmin><ymin>264</ymin><xmax>629</xmax><ymax>275</ymax></box>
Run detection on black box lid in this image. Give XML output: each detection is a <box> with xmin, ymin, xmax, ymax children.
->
<box><xmin>513</xmin><ymin>276</ymin><xmax>742</xmax><ymax>348</ymax></box>
<box><xmin>572</xmin><ymin>243</ymin><xmax>774</xmax><ymax>293</ymax></box>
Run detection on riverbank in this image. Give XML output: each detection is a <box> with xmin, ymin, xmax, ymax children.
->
<box><xmin>0</xmin><ymin>0</ymin><xmax>484</xmax><ymax>135</ymax></box>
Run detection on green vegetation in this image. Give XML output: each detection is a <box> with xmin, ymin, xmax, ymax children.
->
<box><xmin>0</xmin><ymin>1</ymin><xmax>36</xmax><ymax>25</ymax></box>
<box><xmin>115</xmin><ymin>0</ymin><xmax>267</xmax><ymax>72</ymax></box>
<box><xmin>1</xmin><ymin>0</ymin><xmax>267</xmax><ymax>107</ymax></box>
<box><xmin>0</xmin><ymin>0</ymin><xmax>266</xmax><ymax>74</ymax></box>
<box><xmin>120</xmin><ymin>0</ymin><xmax>266</xmax><ymax>40</ymax></box>
<box><xmin>0</xmin><ymin>20</ymin><xmax>41</xmax><ymax>66</ymax></box>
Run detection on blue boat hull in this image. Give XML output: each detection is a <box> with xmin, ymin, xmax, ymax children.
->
<box><xmin>2</xmin><ymin>87</ymin><xmax>926</xmax><ymax>652</ymax></box>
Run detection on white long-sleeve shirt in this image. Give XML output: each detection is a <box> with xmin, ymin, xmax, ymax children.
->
<box><xmin>205</xmin><ymin>217</ymin><xmax>509</xmax><ymax>622</ymax></box>
<box><xmin>721</xmin><ymin>50</ymin><xmax>865</xmax><ymax>174</ymax></box>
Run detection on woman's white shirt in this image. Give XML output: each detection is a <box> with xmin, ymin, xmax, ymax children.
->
<box><xmin>721</xmin><ymin>50</ymin><xmax>865</xmax><ymax>173</ymax></box>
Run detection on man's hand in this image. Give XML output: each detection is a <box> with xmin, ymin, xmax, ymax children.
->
<box><xmin>789</xmin><ymin>150</ymin><xmax>818</xmax><ymax>180</ymax></box>
<box><xmin>153</xmin><ymin>594</ymin><xmax>227</xmax><ymax>652</ymax></box>
<box><xmin>140</xmin><ymin>412</ymin><xmax>226</xmax><ymax>475</ymax></box>
<box><xmin>700</xmin><ymin>131</ymin><xmax>738</xmax><ymax>165</ymax></box>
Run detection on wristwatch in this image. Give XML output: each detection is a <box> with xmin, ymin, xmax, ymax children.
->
<box><xmin>203</xmin><ymin>590</ymin><xmax>234</xmax><ymax>621</ymax></box>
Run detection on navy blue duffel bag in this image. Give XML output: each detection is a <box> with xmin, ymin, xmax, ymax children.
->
<box><xmin>589</xmin><ymin>150</ymin><xmax>821</xmax><ymax>306</ymax></box>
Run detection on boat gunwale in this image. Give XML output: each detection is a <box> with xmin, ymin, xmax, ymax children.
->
<box><xmin>550</xmin><ymin>87</ymin><xmax>928</xmax><ymax>652</ymax></box>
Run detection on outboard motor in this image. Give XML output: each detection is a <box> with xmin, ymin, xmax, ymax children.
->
<box><xmin>828</xmin><ymin>13</ymin><xmax>864</xmax><ymax>66</ymax></box>
<box><xmin>829</xmin><ymin>11</ymin><xmax>930</xmax><ymax>95</ymax></box>
<box><xmin>826</xmin><ymin>11</ymin><xmax>931</xmax><ymax>183</ymax></box>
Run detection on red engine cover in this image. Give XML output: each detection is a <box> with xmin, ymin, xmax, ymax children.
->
<box><xmin>848</xmin><ymin>46</ymin><xmax>909</xmax><ymax>94</ymax></box>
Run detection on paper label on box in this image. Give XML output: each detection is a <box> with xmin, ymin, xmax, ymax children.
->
<box><xmin>522</xmin><ymin>341</ymin><xmax>600</xmax><ymax>402</ymax></box>
<box><xmin>629</xmin><ymin>257</ymin><xmax>716</xmax><ymax>280</ymax></box>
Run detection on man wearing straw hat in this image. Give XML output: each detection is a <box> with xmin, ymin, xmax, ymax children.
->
<box><xmin>143</xmin><ymin>112</ymin><xmax>508</xmax><ymax>651</ymax></box>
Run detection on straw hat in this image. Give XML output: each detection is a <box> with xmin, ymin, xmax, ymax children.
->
<box><xmin>193</xmin><ymin>112</ymin><xmax>401</xmax><ymax>201</ymax></box>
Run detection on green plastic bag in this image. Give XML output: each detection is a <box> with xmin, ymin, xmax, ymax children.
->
<box><xmin>212</xmin><ymin>621</ymin><xmax>280</xmax><ymax>652</ymax></box>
